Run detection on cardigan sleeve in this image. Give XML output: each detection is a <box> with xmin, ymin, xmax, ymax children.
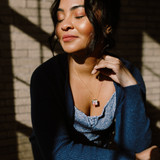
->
<box><xmin>30</xmin><ymin>66</ymin><xmax>135</xmax><ymax>160</ymax></box>
<box><xmin>114</xmin><ymin>64</ymin><xmax>152</xmax><ymax>153</ymax></box>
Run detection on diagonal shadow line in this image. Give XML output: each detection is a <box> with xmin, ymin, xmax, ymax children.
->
<box><xmin>16</xmin><ymin>121</ymin><xmax>32</xmax><ymax>137</ymax></box>
<box><xmin>14</xmin><ymin>76</ymin><xmax>30</xmax><ymax>86</ymax></box>
<box><xmin>143</xmin><ymin>65</ymin><xmax>160</xmax><ymax>78</ymax></box>
<box><xmin>0</xmin><ymin>5</ymin><xmax>63</xmax><ymax>56</ymax></box>
<box><xmin>146</xmin><ymin>31</ymin><xmax>160</xmax><ymax>45</ymax></box>
<box><xmin>1</xmin><ymin>7</ymin><xmax>51</xmax><ymax>49</ymax></box>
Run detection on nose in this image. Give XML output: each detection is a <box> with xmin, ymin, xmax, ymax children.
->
<box><xmin>61</xmin><ymin>17</ymin><xmax>74</xmax><ymax>31</ymax></box>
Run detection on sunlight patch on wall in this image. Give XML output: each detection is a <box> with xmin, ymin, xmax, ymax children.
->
<box><xmin>9</xmin><ymin>3</ymin><xmax>54</xmax><ymax>63</ymax></box>
<box><xmin>9</xmin><ymin>0</ymin><xmax>39</xmax><ymax>26</ymax></box>
<box><xmin>9</xmin><ymin>0</ymin><xmax>53</xmax><ymax>31</ymax></box>
<box><xmin>10</xmin><ymin>24</ymin><xmax>41</xmax><ymax>128</ymax></box>
<box><xmin>142</xmin><ymin>32</ymin><xmax>160</xmax><ymax>109</ymax></box>
<box><xmin>16</xmin><ymin>132</ymin><xmax>33</xmax><ymax>159</ymax></box>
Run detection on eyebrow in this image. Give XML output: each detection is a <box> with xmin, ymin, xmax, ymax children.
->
<box><xmin>57</xmin><ymin>5</ymin><xmax>84</xmax><ymax>12</ymax></box>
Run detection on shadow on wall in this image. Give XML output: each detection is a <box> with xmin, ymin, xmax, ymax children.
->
<box><xmin>0</xmin><ymin>0</ymin><xmax>160</xmax><ymax>159</ymax></box>
<box><xmin>0</xmin><ymin>0</ymin><xmax>51</xmax><ymax>159</ymax></box>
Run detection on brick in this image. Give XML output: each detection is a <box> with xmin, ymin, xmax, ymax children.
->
<box><xmin>15</xmin><ymin>106</ymin><xmax>30</xmax><ymax>114</ymax></box>
<box><xmin>0</xmin><ymin>91</ymin><xmax>14</xmax><ymax>99</ymax></box>
<box><xmin>14</xmin><ymin>89</ymin><xmax>30</xmax><ymax>98</ymax></box>
<box><xmin>142</xmin><ymin>48</ymin><xmax>154</xmax><ymax>55</ymax></box>
<box><xmin>143</xmin><ymin>76</ymin><xmax>153</xmax><ymax>81</ymax></box>
<box><xmin>12</xmin><ymin>57</ymin><xmax>40</xmax><ymax>66</ymax></box>
<box><xmin>14</xmin><ymin>98</ymin><xmax>30</xmax><ymax>106</ymax></box>
<box><xmin>27</xmin><ymin>16</ymin><xmax>39</xmax><ymax>25</ymax></box>
<box><xmin>11</xmin><ymin>32</ymin><xmax>34</xmax><ymax>41</ymax></box>
<box><xmin>14</xmin><ymin>40</ymin><xmax>40</xmax><ymax>50</ymax></box>
<box><xmin>28</xmin><ymin>50</ymin><xmax>41</xmax><ymax>57</ymax></box>
<box><xmin>18</xmin><ymin>151</ymin><xmax>34</xmax><ymax>160</ymax></box>
<box><xmin>40</xmin><ymin>9</ymin><xmax>51</xmax><ymax>17</ymax></box>
<box><xmin>0</xmin><ymin>122</ymin><xmax>17</xmax><ymax>131</ymax></box>
<box><xmin>0</xmin><ymin>42</ymin><xmax>13</xmax><ymax>50</ymax></box>
<box><xmin>9</xmin><ymin>0</ymin><xmax>26</xmax><ymax>8</ymax></box>
<box><xmin>119</xmin><ymin>21</ymin><xmax>146</xmax><ymax>29</ymax></box>
<box><xmin>0</xmin><ymin>66</ymin><xmax>12</xmax><ymax>74</ymax></box>
<box><xmin>12</xmin><ymin>50</ymin><xmax>28</xmax><ymax>58</ymax></box>
<box><xmin>43</xmin><ymin>50</ymin><xmax>53</xmax><ymax>58</ymax></box>
<box><xmin>40</xmin><ymin>1</ymin><xmax>52</xmax><ymax>9</ymax></box>
<box><xmin>129</xmin><ymin>1</ymin><xmax>148</xmax><ymax>7</ymax></box>
<box><xmin>13</xmin><ymin>66</ymin><xmax>31</xmax><ymax>75</ymax></box>
<box><xmin>0</xmin><ymin>100</ymin><xmax>14</xmax><ymax>108</ymax></box>
<box><xmin>0</xmin><ymin>28</ymin><xmax>11</xmax><ymax>36</ymax></box>
<box><xmin>0</xmin><ymin>15</ymin><xmax>14</xmax><ymax>24</ymax></box>
<box><xmin>41</xmin><ymin>17</ymin><xmax>53</xmax><ymax>25</ymax></box>
<box><xmin>142</xmin><ymin>56</ymin><xmax>160</xmax><ymax>62</ymax></box>
<box><xmin>121</xmin><ymin>0</ymin><xmax>129</xmax><ymax>6</ymax></box>
<box><xmin>13</xmin><ymin>81</ymin><xmax>29</xmax><ymax>90</ymax></box>
<box><xmin>15</xmin><ymin>113</ymin><xmax>31</xmax><ymax>121</ymax></box>
<box><xmin>26</xmin><ymin>0</ymin><xmax>38</xmax><ymax>8</ymax></box>
<box><xmin>41</xmin><ymin>25</ymin><xmax>53</xmax><ymax>32</ymax></box>
<box><xmin>0</xmin><ymin>153</ymin><xmax>18</xmax><ymax>160</ymax></box>
<box><xmin>12</xmin><ymin>8</ymin><xmax>37</xmax><ymax>18</ymax></box>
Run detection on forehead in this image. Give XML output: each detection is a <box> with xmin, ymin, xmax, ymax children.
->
<box><xmin>59</xmin><ymin>0</ymin><xmax>84</xmax><ymax>9</ymax></box>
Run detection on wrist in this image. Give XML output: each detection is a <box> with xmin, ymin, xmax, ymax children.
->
<box><xmin>122</xmin><ymin>79</ymin><xmax>137</xmax><ymax>87</ymax></box>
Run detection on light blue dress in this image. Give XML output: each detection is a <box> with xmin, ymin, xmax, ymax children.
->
<box><xmin>73</xmin><ymin>92</ymin><xmax>116</xmax><ymax>147</ymax></box>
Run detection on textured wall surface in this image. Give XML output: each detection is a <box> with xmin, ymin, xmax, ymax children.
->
<box><xmin>0</xmin><ymin>0</ymin><xmax>160</xmax><ymax>159</ymax></box>
<box><xmin>0</xmin><ymin>0</ymin><xmax>53</xmax><ymax>159</ymax></box>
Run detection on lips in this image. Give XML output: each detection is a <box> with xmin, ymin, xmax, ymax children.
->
<box><xmin>62</xmin><ymin>35</ymin><xmax>78</xmax><ymax>42</ymax></box>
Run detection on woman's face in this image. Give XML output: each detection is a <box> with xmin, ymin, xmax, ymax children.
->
<box><xmin>55</xmin><ymin>0</ymin><xmax>94</xmax><ymax>54</ymax></box>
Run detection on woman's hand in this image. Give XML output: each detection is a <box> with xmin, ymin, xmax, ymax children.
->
<box><xmin>136</xmin><ymin>145</ymin><xmax>160</xmax><ymax>160</ymax></box>
<box><xmin>91</xmin><ymin>55</ymin><xmax>137</xmax><ymax>87</ymax></box>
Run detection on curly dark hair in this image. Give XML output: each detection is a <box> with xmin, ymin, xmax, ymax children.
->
<box><xmin>49</xmin><ymin>0</ymin><xmax>120</xmax><ymax>54</ymax></box>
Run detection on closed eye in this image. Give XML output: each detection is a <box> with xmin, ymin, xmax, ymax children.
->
<box><xmin>57</xmin><ymin>19</ymin><xmax>64</xmax><ymax>23</ymax></box>
<box><xmin>75</xmin><ymin>16</ymin><xmax>85</xmax><ymax>19</ymax></box>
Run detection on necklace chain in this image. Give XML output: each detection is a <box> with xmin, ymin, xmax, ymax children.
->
<box><xmin>73</xmin><ymin>68</ymin><xmax>103</xmax><ymax>107</ymax></box>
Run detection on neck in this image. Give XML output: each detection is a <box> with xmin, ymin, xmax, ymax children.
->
<box><xmin>68</xmin><ymin>46</ymin><xmax>103</xmax><ymax>76</ymax></box>
<box><xmin>68</xmin><ymin>54</ymin><xmax>100</xmax><ymax>76</ymax></box>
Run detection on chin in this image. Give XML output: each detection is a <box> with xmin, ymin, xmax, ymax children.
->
<box><xmin>63</xmin><ymin>48</ymin><xmax>78</xmax><ymax>53</ymax></box>
<box><xmin>62</xmin><ymin>45</ymin><xmax>87</xmax><ymax>54</ymax></box>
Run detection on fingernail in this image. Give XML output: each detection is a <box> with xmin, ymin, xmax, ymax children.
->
<box><xmin>91</xmin><ymin>70</ymin><xmax>96</xmax><ymax>74</ymax></box>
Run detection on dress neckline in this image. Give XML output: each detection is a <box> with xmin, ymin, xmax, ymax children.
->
<box><xmin>74</xmin><ymin>92</ymin><xmax>116</xmax><ymax>118</ymax></box>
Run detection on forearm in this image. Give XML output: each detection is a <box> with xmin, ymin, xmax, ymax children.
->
<box><xmin>114</xmin><ymin>84</ymin><xmax>152</xmax><ymax>153</ymax></box>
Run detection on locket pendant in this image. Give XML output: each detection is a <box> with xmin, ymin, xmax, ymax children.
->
<box><xmin>92</xmin><ymin>99</ymin><xmax>99</xmax><ymax>107</ymax></box>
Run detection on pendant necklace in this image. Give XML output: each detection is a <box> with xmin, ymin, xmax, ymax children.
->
<box><xmin>74</xmin><ymin>68</ymin><xmax>103</xmax><ymax>107</ymax></box>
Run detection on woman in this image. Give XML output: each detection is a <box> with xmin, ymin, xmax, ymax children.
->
<box><xmin>30</xmin><ymin>0</ymin><xmax>156</xmax><ymax>159</ymax></box>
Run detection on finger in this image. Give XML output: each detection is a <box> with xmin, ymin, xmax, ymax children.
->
<box><xmin>94</xmin><ymin>60</ymin><xmax>117</xmax><ymax>71</ymax></box>
<box><xmin>103</xmin><ymin>55</ymin><xmax>119</xmax><ymax>62</ymax></box>
<box><xmin>91</xmin><ymin>57</ymin><xmax>120</xmax><ymax>75</ymax></box>
<box><xmin>91</xmin><ymin>68</ymin><xmax>98</xmax><ymax>74</ymax></box>
<box><xmin>102</xmin><ymin>55</ymin><xmax>123</xmax><ymax>67</ymax></box>
<box><xmin>91</xmin><ymin>63</ymin><xmax>117</xmax><ymax>76</ymax></box>
<box><xmin>91</xmin><ymin>59</ymin><xmax>106</xmax><ymax>74</ymax></box>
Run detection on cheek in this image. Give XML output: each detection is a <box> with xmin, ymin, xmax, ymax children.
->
<box><xmin>76</xmin><ymin>19</ymin><xmax>94</xmax><ymax>38</ymax></box>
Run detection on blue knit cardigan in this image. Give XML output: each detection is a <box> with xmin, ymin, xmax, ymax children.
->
<box><xmin>30</xmin><ymin>54</ymin><xmax>152</xmax><ymax>160</ymax></box>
